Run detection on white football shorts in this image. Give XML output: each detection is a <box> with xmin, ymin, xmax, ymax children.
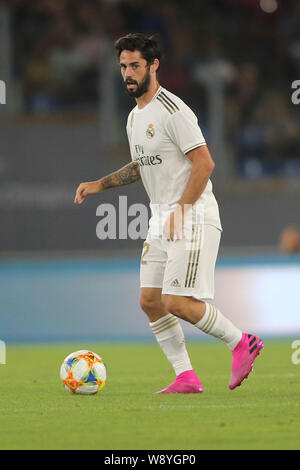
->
<box><xmin>140</xmin><ymin>224</ymin><xmax>221</xmax><ymax>300</ymax></box>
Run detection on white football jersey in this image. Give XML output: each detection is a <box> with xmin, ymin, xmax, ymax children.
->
<box><xmin>126</xmin><ymin>85</ymin><xmax>222</xmax><ymax>236</ymax></box>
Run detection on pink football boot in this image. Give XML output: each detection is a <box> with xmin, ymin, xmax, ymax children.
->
<box><xmin>155</xmin><ymin>370</ymin><xmax>203</xmax><ymax>394</ymax></box>
<box><xmin>229</xmin><ymin>333</ymin><xmax>264</xmax><ymax>390</ymax></box>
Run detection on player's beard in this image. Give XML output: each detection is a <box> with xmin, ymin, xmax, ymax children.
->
<box><xmin>125</xmin><ymin>67</ymin><xmax>151</xmax><ymax>98</ymax></box>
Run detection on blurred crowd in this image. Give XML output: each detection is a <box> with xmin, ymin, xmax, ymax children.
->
<box><xmin>279</xmin><ymin>225</ymin><xmax>300</xmax><ymax>253</ymax></box>
<box><xmin>8</xmin><ymin>0</ymin><xmax>300</xmax><ymax>177</ymax></box>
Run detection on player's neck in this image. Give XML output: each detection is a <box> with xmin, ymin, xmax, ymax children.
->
<box><xmin>135</xmin><ymin>81</ymin><xmax>160</xmax><ymax>110</ymax></box>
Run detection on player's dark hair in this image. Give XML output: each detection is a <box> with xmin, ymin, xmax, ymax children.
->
<box><xmin>115</xmin><ymin>33</ymin><xmax>162</xmax><ymax>71</ymax></box>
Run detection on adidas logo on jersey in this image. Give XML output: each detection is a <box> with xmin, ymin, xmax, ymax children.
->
<box><xmin>171</xmin><ymin>279</ymin><xmax>181</xmax><ymax>287</ymax></box>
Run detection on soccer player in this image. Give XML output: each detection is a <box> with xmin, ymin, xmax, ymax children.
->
<box><xmin>74</xmin><ymin>33</ymin><xmax>263</xmax><ymax>393</ymax></box>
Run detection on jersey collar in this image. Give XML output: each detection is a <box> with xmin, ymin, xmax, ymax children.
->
<box><xmin>134</xmin><ymin>85</ymin><xmax>163</xmax><ymax>113</ymax></box>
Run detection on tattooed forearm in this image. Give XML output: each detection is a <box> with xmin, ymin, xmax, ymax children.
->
<box><xmin>100</xmin><ymin>161</ymin><xmax>141</xmax><ymax>190</ymax></box>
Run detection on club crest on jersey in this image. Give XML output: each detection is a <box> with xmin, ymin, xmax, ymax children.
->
<box><xmin>146</xmin><ymin>124</ymin><xmax>155</xmax><ymax>139</ymax></box>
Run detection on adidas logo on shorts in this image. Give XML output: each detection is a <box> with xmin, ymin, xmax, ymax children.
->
<box><xmin>171</xmin><ymin>279</ymin><xmax>181</xmax><ymax>287</ymax></box>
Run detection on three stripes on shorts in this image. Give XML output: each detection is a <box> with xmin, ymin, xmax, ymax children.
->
<box><xmin>185</xmin><ymin>224</ymin><xmax>202</xmax><ymax>288</ymax></box>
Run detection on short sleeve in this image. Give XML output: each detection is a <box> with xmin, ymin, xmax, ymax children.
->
<box><xmin>165</xmin><ymin>109</ymin><xmax>206</xmax><ymax>154</ymax></box>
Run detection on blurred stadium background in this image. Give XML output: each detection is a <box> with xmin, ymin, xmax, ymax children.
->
<box><xmin>0</xmin><ymin>0</ymin><xmax>299</xmax><ymax>342</ymax></box>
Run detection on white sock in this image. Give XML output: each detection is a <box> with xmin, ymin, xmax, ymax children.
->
<box><xmin>195</xmin><ymin>303</ymin><xmax>242</xmax><ymax>350</ymax></box>
<box><xmin>150</xmin><ymin>313</ymin><xmax>193</xmax><ymax>376</ymax></box>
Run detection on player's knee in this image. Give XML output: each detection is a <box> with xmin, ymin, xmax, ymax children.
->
<box><xmin>161</xmin><ymin>294</ymin><xmax>182</xmax><ymax>317</ymax></box>
<box><xmin>139</xmin><ymin>294</ymin><xmax>160</xmax><ymax>316</ymax></box>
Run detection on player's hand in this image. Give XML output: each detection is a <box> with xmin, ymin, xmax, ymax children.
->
<box><xmin>74</xmin><ymin>180</ymin><xmax>103</xmax><ymax>204</ymax></box>
<box><xmin>163</xmin><ymin>206</ymin><xmax>184</xmax><ymax>241</ymax></box>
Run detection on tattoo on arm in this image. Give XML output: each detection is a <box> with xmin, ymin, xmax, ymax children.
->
<box><xmin>101</xmin><ymin>161</ymin><xmax>141</xmax><ymax>189</ymax></box>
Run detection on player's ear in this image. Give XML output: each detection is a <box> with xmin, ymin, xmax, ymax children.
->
<box><xmin>150</xmin><ymin>58</ymin><xmax>159</xmax><ymax>74</ymax></box>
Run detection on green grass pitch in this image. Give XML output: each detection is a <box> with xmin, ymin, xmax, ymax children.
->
<box><xmin>0</xmin><ymin>339</ymin><xmax>299</xmax><ymax>450</ymax></box>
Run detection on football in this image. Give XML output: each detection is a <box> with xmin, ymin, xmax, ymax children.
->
<box><xmin>60</xmin><ymin>350</ymin><xmax>107</xmax><ymax>395</ymax></box>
